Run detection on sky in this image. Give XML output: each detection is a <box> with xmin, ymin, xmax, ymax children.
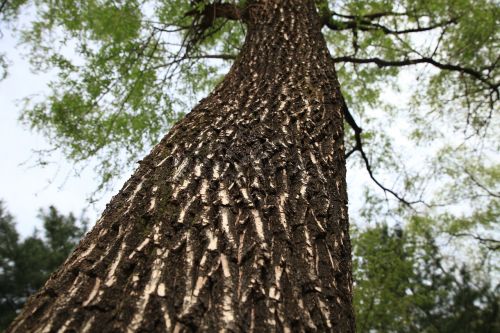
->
<box><xmin>0</xmin><ymin>29</ymin><xmax>121</xmax><ymax>237</ymax></box>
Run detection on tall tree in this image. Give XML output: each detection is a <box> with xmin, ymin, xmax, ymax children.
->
<box><xmin>9</xmin><ymin>1</ymin><xmax>356</xmax><ymax>331</ymax></box>
<box><xmin>2</xmin><ymin>0</ymin><xmax>498</xmax><ymax>332</ymax></box>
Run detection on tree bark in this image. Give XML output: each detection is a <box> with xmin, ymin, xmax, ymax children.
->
<box><xmin>8</xmin><ymin>0</ymin><xmax>355</xmax><ymax>332</ymax></box>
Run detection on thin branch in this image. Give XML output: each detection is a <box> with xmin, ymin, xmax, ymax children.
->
<box><xmin>324</xmin><ymin>16</ymin><xmax>457</xmax><ymax>35</ymax></box>
<box><xmin>151</xmin><ymin>53</ymin><xmax>236</xmax><ymax>71</ymax></box>
<box><xmin>152</xmin><ymin>25</ymin><xmax>190</xmax><ymax>33</ymax></box>
<box><xmin>450</xmin><ymin>233</ymin><xmax>500</xmax><ymax>251</ymax></box>
<box><xmin>184</xmin><ymin>2</ymin><xmax>241</xmax><ymax>23</ymax></box>
<box><xmin>463</xmin><ymin>168</ymin><xmax>500</xmax><ymax>198</ymax></box>
<box><xmin>0</xmin><ymin>0</ymin><xmax>8</xmax><ymax>14</ymax></box>
<box><xmin>367</xmin><ymin>19</ymin><xmax>457</xmax><ymax>35</ymax></box>
<box><xmin>430</xmin><ymin>26</ymin><xmax>447</xmax><ymax>59</ymax></box>
<box><xmin>342</xmin><ymin>97</ymin><xmax>418</xmax><ymax>208</ymax></box>
<box><xmin>183</xmin><ymin>53</ymin><xmax>237</xmax><ymax>60</ymax></box>
<box><xmin>332</xmin><ymin>56</ymin><xmax>499</xmax><ymax>92</ymax></box>
<box><xmin>331</xmin><ymin>10</ymin><xmax>410</xmax><ymax>20</ymax></box>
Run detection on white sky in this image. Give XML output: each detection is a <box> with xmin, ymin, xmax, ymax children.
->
<box><xmin>0</xmin><ymin>29</ymin><xmax>120</xmax><ymax>237</ymax></box>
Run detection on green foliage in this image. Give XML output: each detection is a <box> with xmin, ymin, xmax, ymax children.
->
<box><xmin>353</xmin><ymin>223</ymin><xmax>500</xmax><ymax>333</ymax></box>
<box><xmin>323</xmin><ymin>0</ymin><xmax>498</xmax><ymax>219</ymax></box>
<box><xmin>353</xmin><ymin>224</ymin><xmax>417</xmax><ymax>331</ymax></box>
<box><xmin>0</xmin><ymin>202</ymin><xmax>87</xmax><ymax>331</ymax></box>
<box><xmin>2</xmin><ymin>0</ymin><xmax>234</xmax><ymax>188</ymax></box>
<box><xmin>353</xmin><ymin>143</ymin><xmax>499</xmax><ymax>331</ymax></box>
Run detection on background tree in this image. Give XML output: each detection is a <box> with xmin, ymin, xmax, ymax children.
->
<box><xmin>353</xmin><ymin>159</ymin><xmax>499</xmax><ymax>332</ymax></box>
<box><xmin>0</xmin><ymin>202</ymin><xmax>87</xmax><ymax>331</ymax></box>
<box><xmin>353</xmin><ymin>223</ymin><xmax>499</xmax><ymax>333</ymax></box>
<box><xmin>0</xmin><ymin>0</ymin><xmax>498</xmax><ymax>332</ymax></box>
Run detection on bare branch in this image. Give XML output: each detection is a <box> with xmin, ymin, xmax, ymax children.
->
<box><xmin>342</xmin><ymin>97</ymin><xmax>419</xmax><ymax>208</ymax></box>
<box><xmin>368</xmin><ymin>19</ymin><xmax>457</xmax><ymax>35</ymax></box>
<box><xmin>324</xmin><ymin>16</ymin><xmax>457</xmax><ymax>35</ymax></box>
<box><xmin>150</xmin><ymin>53</ymin><xmax>236</xmax><ymax>72</ymax></box>
<box><xmin>331</xmin><ymin>10</ymin><xmax>410</xmax><ymax>20</ymax></box>
<box><xmin>332</xmin><ymin>56</ymin><xmax>499</xmax><ymax>92</ymax></box>
<box><xmin>450</xmin><ymin>232</ymin><xmax>500</xmax><ymax>251</ymax></box>
<box><xmin>184</xmin><ymin>2</ymin><xmax>242</xmax><ymax>23</ymax></box>
<box><xmin>0</xmin><ymin>0</ymin><xmax>8</xmax><ymax>15</ymax></box>
<box><xmin>182</xmin><ymin>53</ymin><xmax>237</xmax><ymax>60</ymax></box>
<box><xmin>463</xmin><ymin>168</ymin><xmax>500</xmax><ymax>198</ymax></box>
<box><xmin>182</xmin><ymin>2</ymin><xmax>242</xmax><ymax>63</ymax></box>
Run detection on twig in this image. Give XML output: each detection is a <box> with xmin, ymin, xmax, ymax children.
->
<box><xmin>0</xmin><ymin>0</ymin><xmax>8</xmax><ymax>14</ymax></box>
<box><xmin>332</xmin><ymin>56</ymin><xmax>499</xmax><ymax>93</ymax></box>
<box><xmin>463</xmin><ymin>168</ymin><xmax>500</xmax><ymax>198</ymax></box>
<box><xmin>342</xmin><ymin>96</ymin><xmax>419</xmax><ymax>208</ymax></box>
<box><xmin>450</xmin><ymin>232</ymin><xmax>500</xmax><ymax>251</ymax></box>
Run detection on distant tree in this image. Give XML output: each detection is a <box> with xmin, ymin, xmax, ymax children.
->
<box><xmin>0</xmin><ymin>202</ymin><xmax>87</xmax><ymax>331</ymax></box>
<box><xmin>353</xmin><ymin>223</ymin><xmax>500</xmax><ymax>333</ymax></box>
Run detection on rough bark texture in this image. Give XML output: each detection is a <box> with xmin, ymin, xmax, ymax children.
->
<box><xmin>8</xmin><ymin>0</ymin><xmax>355</xmax><ymax>332</ymax></box>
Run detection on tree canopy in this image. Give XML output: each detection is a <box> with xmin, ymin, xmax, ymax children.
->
<box><xmin>1</xmin><ymin>0</ymin><xmax>497</xmax><ymax>190</ymax></box>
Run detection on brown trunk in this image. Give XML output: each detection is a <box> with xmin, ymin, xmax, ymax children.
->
<box><xmin>8</xmin><ymin>0</ymin><xmax>355</xmax><ymax>332</ymax></box>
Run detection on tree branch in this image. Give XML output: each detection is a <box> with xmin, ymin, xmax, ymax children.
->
<box><xmin>342</xmin><ymin>97</ymin><xmax>418</xmax><ymax>208</ymax></box>
<box><xmin>332</xmin><ymin>56</ymin><xmax>499</xmax><ymax>92</ymax></box>
<box><xmin>463</xmin><ymin>168</ymin><xmax>500</xmax><ymax>198</ymax></box>
<box><xmin>367</xmin><ymin>19</ymin><xmax>457</xmax><ymax>35</ymax></box>
<box><xmin>150</xmin><ymin>53</ymin><xmax>236</xmax><ymax>72</ymax></box>
<box><xmin>181</xmin><ymin>53</ymin><xmax>237</xmax><ymax>60</ymax></box>
<box><xmin>0</xmin><ymin>0</ymin><xmax>8</xmax><ymax>15</ymax></box>
<box><xmin>450</xmin><ymin>232</ymin><xmax>500</xmax><ymax>251</ymax></box>
<box><xmin>184</xmin><ymin>2</ymin><xmax>241</xmax><ymax>23</ymax></box>
<box><xmin>331</xmin><ymin>10</ymin><xmax>410</xmax><ymax>20</ymax></box>
<box><xmin>324</xmin><ymin>16</ymin><xmax>456</xmax><ymax>35</ymax></box>
<box><xmin>181</xmin><ymin>2</ymin><xmax>242</xmax><ymax>62</ymax></box>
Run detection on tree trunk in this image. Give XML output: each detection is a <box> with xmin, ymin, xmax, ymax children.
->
<box><xmin>8</xmin><ymin>0</ymin><xmax>355</xmax><ymax>332</ymax></box>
